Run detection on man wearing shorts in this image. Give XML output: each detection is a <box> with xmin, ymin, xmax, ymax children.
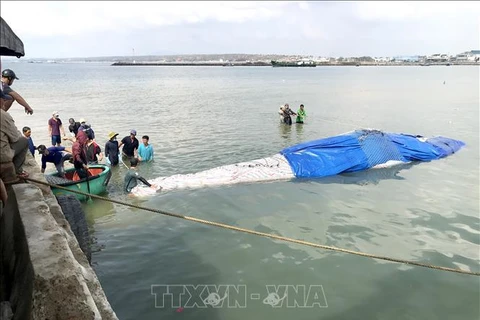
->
<box><xmin>48</xmin><ymin>111</ymin><xmax>65</xmax><ymax>146</ymax></box>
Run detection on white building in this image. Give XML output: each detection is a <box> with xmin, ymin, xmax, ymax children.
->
<box><xmin>315</xmin><ymin>57</ymin><xmax>331</xmax><ymax>63</ymax></box>
<box><xmin>455</xmin><ymin>50</ymin><xmax>480</xmax><ymax>62</ymax></box>
<box><xmin>426</xmin><ymin>54</ymin><xmax>449</xmax><ymax>62</ymax></box>
<box><xmin>374</xmin><ymin>57</ymin><xmax>391</xmax><ymax>63</ymax></box>
<box><xmin>467</xmin><ymin>50</ymin><xmax>480</xmax><ymax>61</ymax></box>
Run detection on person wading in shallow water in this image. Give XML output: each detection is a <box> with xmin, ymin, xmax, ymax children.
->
<box><xmin>118</xmin><ymin>129</ymin><xmax>139</xmax><ymax>161</ymax></box>
<box><xmin>71</xmin><ymin>130</ymin><xmax>89</xmax><ymax>179</ymax></box>
<box><xmin>281</xmin><ymin>103</ymin><xmax>296</xmax><ymax>125</ymax></box>
<box><xmin>86</xmin><ymin>137</ymin><xmax>103</xmax><ymax>165</ymax></box>
<box><xmin>124</xmin><ymin>158</ymin><xmax>158</xmax><ymax>194</ymax></box>
<box><xmin>105</xmin><ymin>132</ymin><xmax>120</xmax><ymax>166</ymax></box>
<box><xmin>138</xmin><ymin>135</ymin><xmax>154</xmax><ymax>162</ymax></box>
<box><xmin>48</xmin><ymin>111</ymin><xmax>66</xmax><ymax>147</ymax></box>
<box><xmin>296</xmin><ymin>104</ymin><xmax>306</xmax><ymax>124</ymax></box>
<box><xmin>68</xmin><ymin>118</ymin><xmax>81</xmax><ymax>137</ymax></box>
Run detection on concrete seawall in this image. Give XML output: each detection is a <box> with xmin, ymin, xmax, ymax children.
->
<box><xmin>0</xmin><ymin>153</ymin><xmax>117</xmax><ymax>319</ymax></box>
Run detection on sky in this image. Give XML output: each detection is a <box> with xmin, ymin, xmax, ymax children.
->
<box><xmin>1</xmin><ymin>1</ymin><xmax>479</xmax><ymax>59</ymax></box>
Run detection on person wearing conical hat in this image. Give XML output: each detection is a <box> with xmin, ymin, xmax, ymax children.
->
<box><xmin>105</xmin><ymin>131</ymin><xmax>120</xmax><ymax>166</ymax></box>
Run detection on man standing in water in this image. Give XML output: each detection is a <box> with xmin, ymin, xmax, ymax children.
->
<box><xmin>281</xmin><ymin>104</ymin><xmax>296</xmax><ymax>125</ymax></box>
<box><xmin>118</xmin><ymin>129</ymin><xmax>139</xmax><ymax>160</ymax></box>
<box><xmin>1</xmin><ymin>69</ymin><xmax>34</xmax><ymax>114</ymax></box>
<box><xmin>124</xmin><ymin>158</ymin><xmax>157</xmax><ymax>193</ymax></box>
<box><xmin>71</xmin><ymin>130</ymin><xmax>89</xmax><ymax>179</ymax></box>
<box><xmin>48</xmin><ymin>111</ymin><xmax>65</xmax><ymax>147</ymax></box>
<box><xmin>105</xmin><ymin>132</ymin><xmax>120</xmax><ymax>166</ymax></box>
<box><xmin>86</xmin><ymin>137</ymin><xmax>103</xmax><ymax>164</ymax></box>
<box><xmin>296</xmin><ymin>104</ymin><xmax>306</xmax><ymax>124</ymax></box>
<box><xmin>68</xmin><ymin>118</ymin><xmax>82</xmax><ymax>137</ymax></box>
<box><xmin>138</xmin><ymin>135</ymin><xmax>154</xmax><ymax>162</ymax></box>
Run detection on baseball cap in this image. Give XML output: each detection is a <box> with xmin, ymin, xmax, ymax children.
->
<box><xmin>52</xmin><ymin>111</ymin><xmax>59</xmax><ymax>117</ymax></box>
<box><xmin>130</xmin><ymin>129</ymin><xmax>137</xmax><ymax>136</ymax></box>
<box><xmin>1</xmin><ymin>69</ymin><xmax>19</xmax><ymax>80</ymax></box>
<box><xmin>79</xmin><ymin>118</ymin><xmax>86</xmax><ymax>123</ymax></box>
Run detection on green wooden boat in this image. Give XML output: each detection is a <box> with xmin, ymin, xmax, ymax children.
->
<box><xmin>45</xmin><ymin>165</ymin><xmax>112</xmax><ymax>201</ymax></box>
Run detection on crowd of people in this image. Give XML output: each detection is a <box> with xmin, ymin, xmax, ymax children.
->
<box><xmin>0</xmin><ymin>68</ymin><xmax>157</xmax><ymax>206</ymax></box>
<box><xmin>39</xmin><ymin>120</ymin><xmax>156</xmax><ymax>189</ymax></box>
<box><xmin>278</xmin><ymin>103</ymin><xmax>306</xmax><ymax>125</ymax></box>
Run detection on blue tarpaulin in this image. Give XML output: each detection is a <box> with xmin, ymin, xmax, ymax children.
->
<box><xmin>280</xmin><ymin>129</ymin><xmax>465</xmax><ymax>178</ymax></box>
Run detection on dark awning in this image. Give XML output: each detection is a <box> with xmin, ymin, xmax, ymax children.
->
<box><xmin>0</xmin><ymin>17</ymin><xmax>25</xmax><ymax>57</ymax></box>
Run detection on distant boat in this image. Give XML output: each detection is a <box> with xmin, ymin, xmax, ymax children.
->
<box><xmin>271</xmin><ymin>60</ymin><xmax>316</xmax><ymax>67</ymax></box>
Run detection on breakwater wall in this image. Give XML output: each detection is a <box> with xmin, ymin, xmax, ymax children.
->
<box><xmin>112</xmin><ymin>61</ymin><xmax>270</xmax><ymax>66</ymax></box>
<box><xmin>111</xmin><ymin>61</ymin><xmax>480</xmax><ymax>67</ymax></box>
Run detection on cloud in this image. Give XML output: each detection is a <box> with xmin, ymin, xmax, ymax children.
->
<box><xmin>1</xmin><ymin>1</ymin><xmax>478</xmax><ymax>58</ymax></box>
<box><xmin>1</xmin><ymin>1</ymin><xmax>292</xmax><ymax>37</ymax></box>
<box><xmin>353</xmin><ymin>1</ymin><xmax>480</xmax><ymax>21</ymax></box>
<box><xmin>298</xmin><ymin>1</ymin><xmax>310</xmax><ymax>11</ymax></box>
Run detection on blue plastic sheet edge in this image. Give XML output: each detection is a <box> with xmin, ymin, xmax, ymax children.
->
<box><xmin>280</xmin><ymin>130</ymin><xmax>465</xmax><ymax>178</ymax></box>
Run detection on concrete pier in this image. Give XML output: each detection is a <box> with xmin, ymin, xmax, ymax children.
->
<box><xmin>0</xmin><ymin>153</ymin><xmax>118</xmax><ymax>319</ymax></box>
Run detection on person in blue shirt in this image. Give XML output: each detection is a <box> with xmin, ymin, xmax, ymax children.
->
<box><xmin>37</xmin><ymin>144</ymin><xmax>72</xmax><ymax>177</ymax></box>
<box><xmin>138</xmin><ymin>135</ymin><xmax>154</xmax><ymax>162</ymax></box>
<box><xmin>22</xmin><ymin>126</ymin><xmax>36</xmax><ymax>156</ymax></box>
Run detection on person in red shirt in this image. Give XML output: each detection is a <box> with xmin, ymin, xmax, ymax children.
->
<box><xmin>71</xmin><ymin>130</ymin><xmax>89</xmax><ymax>179</ymax></box>
<box><xmin>48</xmin><ymin>111</ymin><xmax>66</xmax><ymax>146</ymax></box>
<box><xmin>86</xmin><ymin>138</ymin><xmax>103</xmax><ymax>164</ymax></box>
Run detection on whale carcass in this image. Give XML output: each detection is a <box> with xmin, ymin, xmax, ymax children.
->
<box><xmin>131</xmin><ymin>129</ymin><xmax>465</xmax><ymax>196</ymax></box>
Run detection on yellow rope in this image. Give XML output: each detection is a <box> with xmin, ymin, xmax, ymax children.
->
<box><xmin>25</xmin><ymin>177</ymin><xmax>480</xmax><ymax>277</ymax></box>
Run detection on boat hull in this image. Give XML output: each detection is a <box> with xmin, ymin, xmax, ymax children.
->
<box><xmin>46</xmin><ymin>165</ymin><xmax>112</xmax><ymax>201</ymax></box>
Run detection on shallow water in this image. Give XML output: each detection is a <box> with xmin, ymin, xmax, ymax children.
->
<box><xmin>4</xmin><ymin>61</ymin><xmax>479</xmax><ymax>319</ymax></box>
